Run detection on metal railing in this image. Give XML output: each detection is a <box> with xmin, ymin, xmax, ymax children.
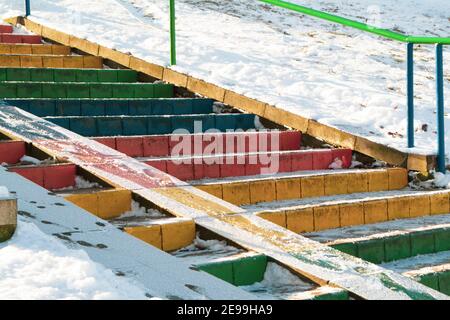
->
<box><xmin>168</xmin><ymin>0</ymin><xmax>448</xmax><ymax>172</ymax></box>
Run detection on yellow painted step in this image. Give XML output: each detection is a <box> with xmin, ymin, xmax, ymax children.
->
<box><xmin>64</xmin><ymin>188</ymin><xmax>132</xmax><ymax>219</ymax></box>
<box><xmin>0</xmin><ymin>54</ymin><xmax>102</xmax><ymax>68</ymax></box>
<box><xmin>0</xmin><ymin>44</ymin><xmax>71</xmax><ymax>55</ymax></box>
<box><xmin>255</xmin><ymin>190</ymin><xmax>450</xmax><ymax>234</ymax></box>
<box><xmin>64</xmin><ymin>188</ymin><xmax>195</xmax><ymax>251</ymax></box>
<box><xmin>195</xmin><ymin>168</ymin><xmax>408</xmax><ymax>206</ymax></box>
<box><xmin>124</xmin><ymin>218</ymin><xmax>196</xmax><ymax>252</ymax></box>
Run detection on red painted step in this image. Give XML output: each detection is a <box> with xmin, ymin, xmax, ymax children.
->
<box><xmin>0</xmin><ymin>140</ymin><xmax>26</xmax><ymax>164</ymax></box>
<box><xmin>0</xmin><ymin>25</ymin><xmax>13</xmax><ymax>34</ymax></box>
<box><xmin>93</xmin><ymin>131</ymin><xmax>302</xmax><ymax>158</ymax></box>
<box><xmin>0</xmin><ymin>34</ymin><xmax>42</xmax><ymax>44</ymax></box>
<box><xmin>8</xmin><ymin>163</ymin><xmax>77</xmax><ymax>190</ymax></box>
<box><xmin>141</xmin><ymin>149</ymin><xmax>352</xmax><ymax>181</ymax></box>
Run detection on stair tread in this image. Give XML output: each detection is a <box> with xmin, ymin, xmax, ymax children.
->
<box><xmin>142</xmin><ymin>148</ymin><xmax>335</xmax><ymax>162</ymax></box>
<box><xmin>304</xmin><ymin>213</ymin><xmax>450</xmax><ymax>244</ymax></box>
<box><xmin>382</xmin><ymin>250</ymin><xmax>450</xmax><ymax>275</ymax></box>
<box><xmin>244</xmin><ymin>189</ymin><xmax>446</xmax><ymax>213</ymax></box>
<box><xmin>192</xmin><ymin>168</ymin><xmax>388</xmax><ymax>185</ymax></box>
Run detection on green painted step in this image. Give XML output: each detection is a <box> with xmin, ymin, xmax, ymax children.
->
<box><xmin>197</xmin><ymin>254</ymin><xmax>267</xmax><ymax>286</ymax></box>
<box><xmin>410</xmin><ymin>268</ymin><xmax>450</xmax><ymax>296</ymax></box>
<box><xmin>0</xmin><ymin>68</ymin><xmax>138</xmax><ymax>83</ymax></box>
<box><xmin>329</xmin><ymin>224</ymin><xmax>450</xmax><ymax>264</ymax></box>
<box><xmin>5</xmin><ymin>98</ymin><xmax>214</xmax><ymax>117</ymax></box>
<box><xmin>196</xmin><ymin>254</ymin><xmax>348</xmax><ymax>300</ymax></box>
<box><xmin>43</xmin><ymin>113</ymin><xmax>257</xmax><ymax>136</ymax></box>
<box><xmin>0</xmin><ymin>82</ymin><xmax>174</xmax><ymax>99</ymax></box>
<box><xmin>382</xmin><ymin>251</ymin><xmax>450</xmax><ymax>296</ymax></box>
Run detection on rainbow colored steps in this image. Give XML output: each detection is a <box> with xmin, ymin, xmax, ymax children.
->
<box><xmin>1</xmin><ymin>22</ymin><xmax>450</xmax><ymax>299</ymax></box>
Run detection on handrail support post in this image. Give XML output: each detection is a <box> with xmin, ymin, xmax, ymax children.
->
<box><xmin>25</xmin><ymin>0</ymin><xmax>31</xmax><ymax>17</ymax></box>
<box><xmin>169</xmin><ymin>0</ymin><xmax>176</xmax><ymax>65</ymax></box>
<box><xmin>407</xmin><ymin>43</ymin><xmax>415</xmax><ymax>148</ymax></box>
<box><xmin>436</xmin><ymin>44</ymin><xmax>446</xmax><ymax>173</ymax></box>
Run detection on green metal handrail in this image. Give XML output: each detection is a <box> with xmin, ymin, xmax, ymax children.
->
<box><xmin>168</xmin><ymin>0</ymin><xmax>448</xmax><ymax>172</ymax></box>
<box><xmin>260</xmin><ymin>0</ymin><xmax>450</xmax><ymax>44</ymax></box>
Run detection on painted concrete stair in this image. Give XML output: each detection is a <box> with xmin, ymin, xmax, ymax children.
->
<box><xmin>0</xmin><ymin>25</ymin><xmax>13</xmax><ymax>34</ymax></box>
<box><xmin>244</xmin><ymin>187</ymin><xmax>450</xmax><ymax>233</ymax></box>
<box><xmin>1</xmin><ymin>104</ymin><xmax>446</xmax><ymax>299</ymax></box>
<box><xmin>383</xmin><ymin>251</ymin><xmax>450</xmax><ymax>295</ymax></box>
<box><xmin>43</xmin><ymin>113</ymin><xmax>257</xmax><ymax>136</ymax></box>
<box><xmin>6</xmin><ymin>98</ymin><xmax>215</xmax><ymax>117</ymax></box>
<box><xmin>0</xmin><ymin>34</ymin><xmax>42</xmax><ymax>44</ymax></box>
<box><xmin>2</xmin><ymin>150</ymin><xmax>350</xmax><ymax>300</ymax></box>
<box><xmin>194</xmin><ymin>167</ymin><xmax>405</xmax><ymax>206</ymax></box>
<box><xmin>0</xmin><ymin>55</ymin><xmax>103</xmax><ymax>68</ymax></box>
<box><xmin>7</xmin><ymin>163</ymin><xmax>77</xmax><ymax>190</ymax></box>
<box><xmin>175</xmin><ymin>250</ymin><xmax>349</xmax><ymax>300</ymax></box>
<box><xmin>305</xmin><ymin>213</ymin><xmax>450</xmax><ymax>264</ymax></box>
<box><xmin>0</xmin><ymin>44</ymin><xmax>70</xmax><ymax>55</ymax></box>
<box><xmin>0</xmin><ymin>139</ymin><xmax>26</xmax><ymax>164</ymax></box>
<box><xmin>94</xmin><ymin>131</ymin><xmax>302</xmax><ymax>157</ymax></box>
<box><xmin>0</xmin><ymin>68</ymin><xmax>138</xmax><ymax>82</ymax></box>
<box><xmin>143</xmin><ymin>149</ymin><xmax>352</xmax><ymax>181</ymax></box>
<box><xmin>0</xmin><ymin>82</ymin><xmax>173</xmax><ymax>99</ymax></box>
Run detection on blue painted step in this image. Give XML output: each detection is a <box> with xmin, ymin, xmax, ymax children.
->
<box><xmin>0</xmin><ymin>82</ymin><xmax>173</xmax><ymax>99</ymax></box>
<box><xmin>43</xmin><ymin>114</ymin><xmax>257</xmax><ymax>136</ymax></box>
<box><xmin>5</xmin><ymin>98</ymin><xmax>215</xmax><ymax>116</ymax></box>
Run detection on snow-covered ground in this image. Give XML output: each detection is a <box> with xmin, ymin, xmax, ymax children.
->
<box><xmin>0</xmin><ymin>218</ymin><xmax>149</xmax><ymax>300</ymax></box>
<box><xmin>0</xmin><ymin>1</ymin><xmax>449</xmax><ymax>159</ymax></box>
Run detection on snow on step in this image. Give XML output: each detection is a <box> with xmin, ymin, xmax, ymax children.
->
<box><xmin>304</xmin><ymin>213</ymin><xmax>450</xmax><ymax>264</ymax></box>
<box><xmin>382</xmin><ymin>251</ymin><xmax>450</xmax><ymax>296</ymax></box>
<box><xmin>0</xmin><ymin>106</ymin><xmax>446</xmax><ymax>300</ymax></box>
<box><xmin>0</xmin><ymin>166</ymin><xmax>256</xmax><ymax>300</ymax></box>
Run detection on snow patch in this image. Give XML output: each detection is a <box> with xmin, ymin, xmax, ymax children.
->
<box><xmin>75</xmin><ymin>176</ymin><xmax>102</xmax><ymax>189</ymax></box>
<box><xmin>240</xmin><ymin>262</ymin><xmax>314</xmax><ymax>300</ymax></box>
<box><xmin>119</xmin><ymin>200</ymin><xmax>165</xmax><ymax>219</ymax></box>
<box><xmin>0</xmin><ymin>186</ymin><xmax>9</xmax><ymax>198</ymax></box>
<box><xmin>19</xmin><ymin>155</ymin><xmax>42</xmax><ymax>165</ymax></box>
<box><xmin>0</xmin><ymin>219</ymin><xmax>151</xmax><ymax>300</ymax></box>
